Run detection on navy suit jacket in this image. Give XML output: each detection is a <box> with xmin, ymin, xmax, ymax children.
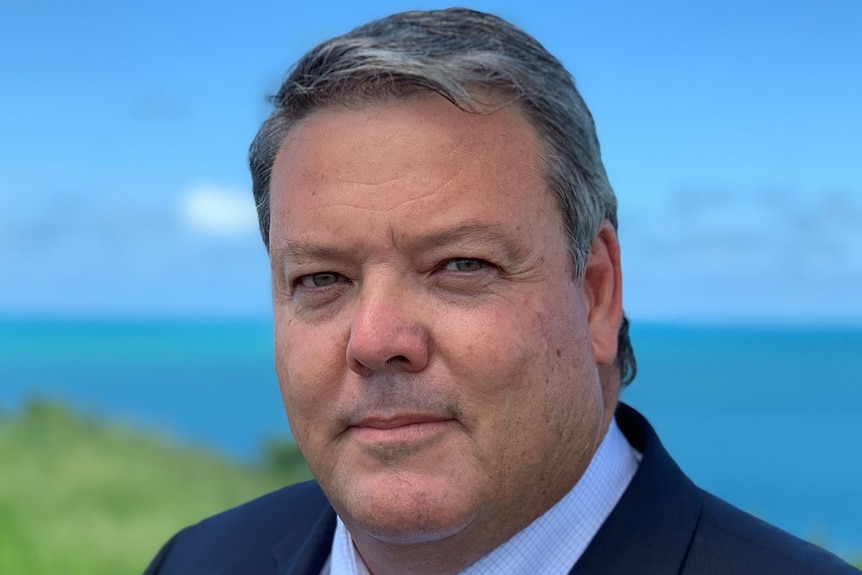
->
<box><xmin>145</xmin><ymin>404</ymin><xmax>859</xmax><ymax>574</ymax></box>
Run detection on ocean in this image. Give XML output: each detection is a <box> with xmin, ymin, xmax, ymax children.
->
<box><xmin>1</xmin><ymin>319</ymin><xmax>860</xmax><ymax>557</ymax></box>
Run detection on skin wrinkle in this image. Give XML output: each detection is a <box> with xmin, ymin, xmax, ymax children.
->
<box><xmin>273</xmin><ymin>222</ymin><xmax>528</xmax><ymax>265</ymax></box>
<box><xmin>331</xmin><ymin>150</ymin><xmax>470</xmax><ymax>192</ymax></box>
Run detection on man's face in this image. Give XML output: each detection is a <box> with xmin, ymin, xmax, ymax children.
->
<box><xmin>269</xmin><ymin>95</ymin><xmax>620</xmax><ymax>555</ymax></box>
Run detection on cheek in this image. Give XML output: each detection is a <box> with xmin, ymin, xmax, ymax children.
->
<box><xmin>441</xmin><ymin>297</ymin><xmax>554</xmax><ymax>413</ymax></box>
<box><xmin>449</xmin><ymin>289</ymin><xmax>593</xmax><ymax>427</ymax></box>
<box><xmin>274</xmin><ymin>321</ymin><xmax>347</xmax><ymax>442</ymax></box>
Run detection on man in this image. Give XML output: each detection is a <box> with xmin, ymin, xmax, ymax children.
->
<box><xmin>145</xmin><ymin>8</ymin><xmax>858</xmax><ymax>575</ymax></box>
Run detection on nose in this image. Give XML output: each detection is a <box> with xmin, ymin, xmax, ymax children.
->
<box><xmin>346</xmin><ymin>282</ymin><xmax>430</xmax><ymax>377</ymax></box>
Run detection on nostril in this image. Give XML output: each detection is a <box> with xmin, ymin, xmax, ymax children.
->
<box><xmin>386</xmin><ymin>355</ymin><xmax>410</xmax><ymax>367</ymax></box>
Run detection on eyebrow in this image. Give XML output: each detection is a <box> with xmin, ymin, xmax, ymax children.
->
<box><xmin>271</xmin><ymin>243</ymin><xmax>353</xmax><ymax>266</ymax></box>
<box><xmin>272</xmin><ymin>221</ymin><xmax>528</xmax><ymax>266</ymax></box>
<box><xmin>400</xmin><ymin>222</ymin><xmax>528</xmax><ymax>262</ymax></box>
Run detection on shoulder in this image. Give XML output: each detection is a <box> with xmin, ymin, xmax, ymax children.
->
<box><xmin>685</xmin><ymin>490</ymin><xmax>859</xmax><ymax>574</ymax></box>
<box><xmin>144</xmin><ymin>480</ymin><xmax>334</xmax><ymax>574</ymax></box>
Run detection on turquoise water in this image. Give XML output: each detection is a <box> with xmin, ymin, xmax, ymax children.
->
<box><xmin>1</xmin><ymin>320</ymin><xmax>860</xmax><ymax>557</ymax></box>
<box><xmin>0</xmin><ymin>320</ymin><xmax>287</xmax><ymax>459</ymax></box>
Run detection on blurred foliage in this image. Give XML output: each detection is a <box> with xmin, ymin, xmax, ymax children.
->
<box><xmin>0</xmin><ymin>396</ymin><xmax>311</xmax><ymax>575</ymax></box>
<box><xmin>262</xmin><ymin>434</ymin><xmax>312</xmax><ymax>476</ymax></box>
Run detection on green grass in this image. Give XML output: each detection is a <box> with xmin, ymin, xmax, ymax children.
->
<box><xmin>0</xmin><ymin>398</ymin><xmax>311</xmax><ymax>575</ymax></box>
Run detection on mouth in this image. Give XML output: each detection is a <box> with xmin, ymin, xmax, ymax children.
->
<box><xmin>349</xmin><ymin>415</ymin><xmax>456</xmax><ymax>444</ymax></box>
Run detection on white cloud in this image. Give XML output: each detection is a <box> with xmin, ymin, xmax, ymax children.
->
<box><xmin>179</xmin><ymin>183</ymin><xmax>259</xmax><ymax>237</ymax></box>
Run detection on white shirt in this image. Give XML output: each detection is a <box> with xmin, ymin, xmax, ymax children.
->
<box><xmin>321</xmin><ymin>418</ymin><xmax>640</xmax><ymax>575</ymax></box>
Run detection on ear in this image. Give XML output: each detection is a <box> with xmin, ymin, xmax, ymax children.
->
<box><xmin>582</xmin><ymin>221</ymin><xmax>623</xmax><ymax>366</ymax></box>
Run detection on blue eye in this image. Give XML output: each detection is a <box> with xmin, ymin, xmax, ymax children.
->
<box><xmin>443</xmin><ymin>259</ymin><xmax>486</xmax><ymax>272</ymax></box>
<box><xmin>298</xmin><ymin>272</ymin><xmax>342</xmax><ymax>288</ymax></box>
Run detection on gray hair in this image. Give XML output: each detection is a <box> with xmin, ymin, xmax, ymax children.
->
<box><xmin>249</xmin><ymin>8</ymin><xmax>636</xmax><ymax>386</ymax></box>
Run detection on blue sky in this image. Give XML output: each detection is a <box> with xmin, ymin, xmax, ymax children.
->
<box><xmin>2</xmin><ymin>0</ymin><xmax>860</xmax><ymax>323</ymax></box>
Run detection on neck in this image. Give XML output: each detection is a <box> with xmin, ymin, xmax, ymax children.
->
<box><xmin>349</xmin><ymin>511</ymin><xmax>534</xmax><ymax>575</ymax></box>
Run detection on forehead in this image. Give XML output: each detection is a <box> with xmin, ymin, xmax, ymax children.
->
<box><xmin>268</xmin><ymin>95</ymin><xmax>559</xmax><ymax>247</ymax></box>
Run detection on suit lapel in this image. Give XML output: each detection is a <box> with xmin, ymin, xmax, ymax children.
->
<box><xmin>272</xmin><ymin>496</ymin><xmax>337</xmax><ymax>575</ymax></box>
<box><xmin>568</xmin><ymin>404</ymin><xmax>702</xmax><ymax>575</ymax></box>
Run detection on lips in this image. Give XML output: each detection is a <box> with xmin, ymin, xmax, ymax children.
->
<box><xmin>355</xmin><ymin>415</ymin><xmax>446</xmax><ymax>428</ymax></box>
<box><xmin>349</xmin><ymin>415</ymin><xmax>454</xmax><ymax>443</ymax></box>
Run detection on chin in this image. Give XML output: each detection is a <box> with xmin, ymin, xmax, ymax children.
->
<box><xmin>362</xmin><ymin>516</ymin><xmax>470</xmax><ymax>546</ymax></box>
<box><xmin>336</xmin><ymin>472</ymin><xmax>477</xmax><ymax>545</ymax></box>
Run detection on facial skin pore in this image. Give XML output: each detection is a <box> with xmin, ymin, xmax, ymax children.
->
<box><xmin>268</xmin><ymin>95</ymin><xmax>622</xmax><ymax>575</ymax></box>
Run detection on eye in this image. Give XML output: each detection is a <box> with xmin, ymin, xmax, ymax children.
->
<box><xmin>297</xmin><ymin>272</ymin><xmax>343</xmax><ymax>288</ymax></box>
<box><xmin>442</xmin><ymin>258</ymin><xmax>488</xmax><ymax>272</ymax></box>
